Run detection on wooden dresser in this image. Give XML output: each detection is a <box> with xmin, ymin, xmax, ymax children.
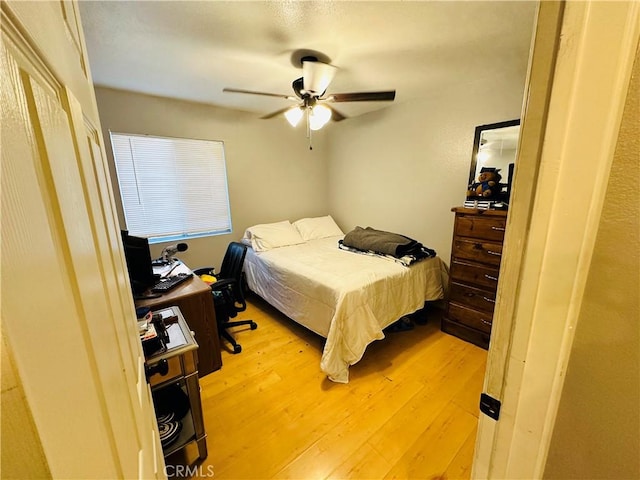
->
<box><xmin>442</xmin><ymin>207</ymin><xmax>508</xmax><ymax>349</ymax></box>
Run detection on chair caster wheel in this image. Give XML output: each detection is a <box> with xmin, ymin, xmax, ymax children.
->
<box><xmin>250</xmin><ymin>322</ymin><xmax>258</xmax><ymax>330</ymax></box>
<box><xmin>233</xmin><ymin>344</ymin><xmax>242</xmax><ymax>354</ymax></box>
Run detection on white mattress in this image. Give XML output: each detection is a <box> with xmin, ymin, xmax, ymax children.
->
<box><xmin>243</xmin><ymin>236</ymin><xmax>446</xmax><ymax>383</ymax></box>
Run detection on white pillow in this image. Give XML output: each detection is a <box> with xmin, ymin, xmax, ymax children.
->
<box><xmin>243</xmin><ymin>221</ymin><xmax>305</xmax><ymax>252</ymax></box>
<box><xmin>293</xmin><ymin>215</ymin><xmax>344</xmax><ymax>241</ymax></box>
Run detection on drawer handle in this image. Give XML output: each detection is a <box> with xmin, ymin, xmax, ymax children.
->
<box><xmin>491</xmin><ymin>226</ymin><xmax>506</xmax><ymax>232</ymax></box>
<box><xmin>480</xmin><ymin>319</ymin><xmax>492</xmax><ymax>325</ymax></box>
<box><xmin>487</xmin><ymin>250</ymin><xmax>502</xmax><ymax>256</ymax></box>
<box><xmin>484</xmin><ymin>274</ymin><xmax>498</xmax><ymax>281</ymax></box>
<box><xmin>483</xmin><ymin>296</ymin><xmax>496</xmax><ymax>304</ymax></box>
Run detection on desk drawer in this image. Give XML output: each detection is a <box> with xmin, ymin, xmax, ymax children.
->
<box><xmin>455</xmin><ymin>215</ymin><xmax>506</xmax><ymax>242</ymax></box>
<box><xmin>450</xmin><ymin>259</ymin><xmax>500</xmax><ymax>290</ymax></box>
<box><xmin>149</xmin><ymin>355</ymin><xmax>182</xmax><ymax>387</ymax></box>
<box><xmin>452</xmin><ymin>238</ymin><xmax>503</xmax><ymax>266</ymax></box>
<box><xmin>447</xmin><ymin>303</ymin><xmax>493</xmax><ymax>333</ymax></box>
<box><xmin>148</xmin><ymin>350</ymin><xmax>197</xmax><ymax>388</ymax></box>
<box><xmin>449</xmin><ymin>282</ymin><xmax>496</xmax><ymax>313</ymax></box>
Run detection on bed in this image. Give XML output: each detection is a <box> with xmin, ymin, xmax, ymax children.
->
<box><xmin>242</xmin><ymin>217</ymin><xmax>447</xmax><ymax>383</ymax></box>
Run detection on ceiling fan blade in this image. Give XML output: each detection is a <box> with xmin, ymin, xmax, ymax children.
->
<box><xmin>325</xmin><ymin>104</ymin><xmax>347</xmax><ymax>122</ymax></box>
<box><xmin>260</xmin><ymin>106</ymin><xmax>295</xmax><ymax>120</ymax></box>
<box><xmin>325</xmin><ymin>91</ymin><xmax>396</xmax><ymax>102</ymax></box>
<box><xmin>302</xmin><ymin>60</ymin><xmax>337</xmax><ymax>97</ymax></box>
<box><xmin>223</xmin><ymin>87</ymin><xmax>297</xmax><ymax>101</ymax></box>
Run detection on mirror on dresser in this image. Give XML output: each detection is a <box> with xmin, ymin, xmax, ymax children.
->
<box><xmin>467</xmin><ymin>119</ymin><xmax>520</xmax><ymax>206</ymax></box>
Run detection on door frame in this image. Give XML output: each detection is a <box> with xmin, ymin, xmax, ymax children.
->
<box><xmin>474</xmin><ymin>1</ymin><xmax>640</xmax><ymax>478</ymax></box>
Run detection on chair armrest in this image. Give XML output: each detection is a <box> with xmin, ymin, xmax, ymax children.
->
<box><xmin>210</xmin><ymin>278</ymin><xmax>235</xmax><ymax>291</ymax></box>
<box><xmin>193</xmin><ymin>267</ymin><xmax>216</xmax><ymax>276</ymax></box>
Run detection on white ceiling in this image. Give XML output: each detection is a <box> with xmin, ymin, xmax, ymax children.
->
<box><xmin>79</xmin><ymin>1</ymin><xmax>538</xmax><ymax>121</ymax></box>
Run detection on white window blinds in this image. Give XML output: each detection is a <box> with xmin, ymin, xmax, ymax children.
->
<box><xmin>110</xmin><ymin>133</ymin><xmax>231</xmax><ymax>243</ymax></box>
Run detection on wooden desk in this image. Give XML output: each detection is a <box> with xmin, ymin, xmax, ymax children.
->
<box><xmin>136</xmin><ymin>263</ymin><xmax>222</xmax><ymax>376</ymax></box>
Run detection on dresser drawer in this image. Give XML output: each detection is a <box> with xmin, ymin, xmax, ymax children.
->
<box><xmin>444</xmin><ymin>208</ymin><xmax>507</xmax><ymax>349</ymax></box>
<box><xmin>148</xmin><ymin>355</ymin><xmax>182</xmax><ymax>387</ymax></box>
<box><xmin>449</xmin><ymin>282</ymin><xmax>496</xmax><ymax>312</ymax></box>
<box><xmin>452</xmin><ymin>238</ymin><xmax>503</xmax><ymax>266</ymax></box>
<box><xmin>447</xmin><ymin>303</ymin><xmax>493</xmax><ymax>333</ymax></box>
<box><xmin>450</xmin><ymin>259</ymin><xmax>500</xmax><ymax>290</ymax></box>
<box><xmin>441</xmin><ymin>317</ymin><xmax>491</xmax><ymax>349</ymax></box>
<box><xmin>148</xmin><ymin>349</ymin><xmax>197</xmax><ymax>388</ymax></box>
<box><xmin>455</xmin><ymin>215</ymin><xmax>506</xmax><ymax>242</ymax></box>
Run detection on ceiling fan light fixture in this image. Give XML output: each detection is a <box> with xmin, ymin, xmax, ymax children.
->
<box><xmin>302</xmin><ymin>60</ymin><xmax>337</xmax><ymax>96</ymax></box>
<box><xmin>309</xmin><ymin>104</ymin><xmax>332</xmax><ymax>131</ymax></box>
<box><xmin>223</xmin><ymin>53</ymin><xmax>396</xmax><ymax>145</ymax></box>
<box><xmin>284</xmin><ymin>106</ymin><xmax>304</xmax><ymax>127</ymax></box>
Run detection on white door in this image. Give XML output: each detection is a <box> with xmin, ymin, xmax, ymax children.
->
<box><xmin>1</xmin><ymin>2</ymin><xmax>164</xmax><ymax>478</ymax></box>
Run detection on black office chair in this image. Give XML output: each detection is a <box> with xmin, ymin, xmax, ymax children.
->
<box><xmin>193</xmin><ymin>242</ymin><xmax>257</xmax><ymax>354</ymax></box>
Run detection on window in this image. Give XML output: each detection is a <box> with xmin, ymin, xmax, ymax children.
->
<box><xmin>110</xmin><ymin>133</ymin><xmax>231</xmax><ymax>244</ymax></box>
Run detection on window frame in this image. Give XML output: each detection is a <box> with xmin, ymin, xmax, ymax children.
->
<box><xmin>109</xmin><ymin>132</ymin><xmax>232</xmax><ymax>244</ymax></box>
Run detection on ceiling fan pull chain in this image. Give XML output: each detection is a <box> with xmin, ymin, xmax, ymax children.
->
<box><xmin>306</xmin><ymin>107</ymin><xmax>313</xmax><ymax>150</ymax></box>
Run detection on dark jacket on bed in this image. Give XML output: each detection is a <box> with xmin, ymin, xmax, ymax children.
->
<box><xmin>342</xmin><ymin>226</ymin><xmax>435</xmax><ymax>259</ymax></box>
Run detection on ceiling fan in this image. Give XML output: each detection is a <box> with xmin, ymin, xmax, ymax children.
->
<box><xmin>223</xmin><ymin>56</ymin><xmax>396</xmax><ymax>142</ymax></box>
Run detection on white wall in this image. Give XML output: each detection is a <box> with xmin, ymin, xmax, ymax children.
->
<box><xmin>96</xmin><ymin>71</ymin><xmax>527</xmax><ymax>269</ymax></box>
<box><xmin>327</xmin><ymin>76</ymin><xmax>526</xmax><ymax>263</ymax></box>
<box><xmin>95</xmin><ymin>87</ymin><xmax>330</xmax><ymax>268</ymax></box>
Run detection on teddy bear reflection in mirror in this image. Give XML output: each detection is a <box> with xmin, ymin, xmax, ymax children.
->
<box><xmin>467</xmin><ymin>167</ymin><xmax>504</xmax><ymax>199</ymax></box>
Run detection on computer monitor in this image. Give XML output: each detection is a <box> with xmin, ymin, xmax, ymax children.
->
<box><xmin>120</xmin><ymin>230</ymin><xmax>157</xmax><ymax>294</ymax></box>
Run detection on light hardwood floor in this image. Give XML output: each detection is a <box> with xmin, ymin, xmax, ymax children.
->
<box><xmin>179</xmin><ymin>295</ymin><xmax>487</xmax><ymax>479</ymax></box>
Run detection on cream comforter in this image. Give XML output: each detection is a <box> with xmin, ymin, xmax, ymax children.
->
<box><xmin>243</xmin><ymin>236</ymin><xmax>446</xmax><ymax>383</ymax></box>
